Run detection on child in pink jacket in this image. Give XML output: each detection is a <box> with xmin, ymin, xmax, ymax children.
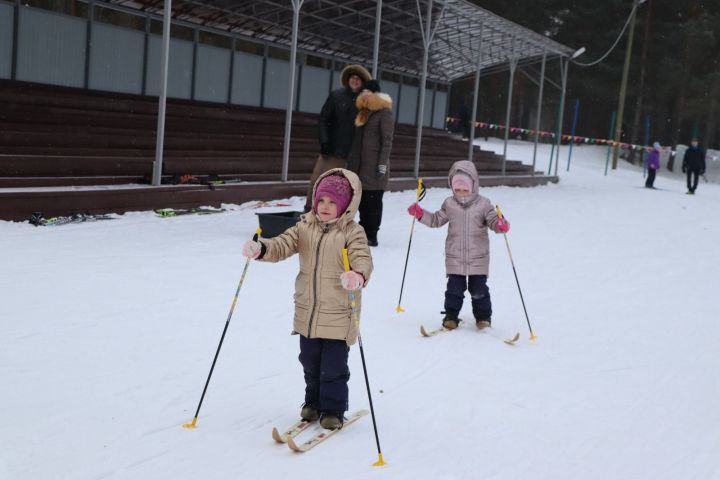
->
<box><xmin>407</xmin><ymin>160</ymin><xmax>509</xmax><ymax>330</ymax></box>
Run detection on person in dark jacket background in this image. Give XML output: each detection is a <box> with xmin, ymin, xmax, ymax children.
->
<box><xmin>347</xmin><ymin>79</ymin><xmax>395</xmax><ymax>247</ymax></box>
<box><xmin>303</xmin><ymin>64</ymin><xmax>371</xmax><ymax>212</ymax></box>
<box><xmin>682</xmin><ymin>137</ymin><xmax>706</xmax><ymax>195</ymax></box>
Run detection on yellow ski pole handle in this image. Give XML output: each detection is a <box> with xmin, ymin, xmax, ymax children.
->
<box><xmin>416</xmin><ymin>178</ymin><xmax>424</xmax><ymax>200</ymax></box>
<box><xmin>342</xmin><ymin>248</ymin><xmax>351</xmax><ymax>272</ymax></box>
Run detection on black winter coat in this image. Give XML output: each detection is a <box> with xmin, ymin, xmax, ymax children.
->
<box><xmin>683</xmin><ymin>146</ymin><xmax>706</xmax><ymax>172</ymax></box>
<box><xmin>318</xmin><ymin>87</ymin><xmax>360</xmax><ymax>159</ymax></box>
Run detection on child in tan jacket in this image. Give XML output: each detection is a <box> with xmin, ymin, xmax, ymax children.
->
<box><xmin>243</xmin><ymin>168</ymin><xmax>372</xmax><ymax>429</ymax></box>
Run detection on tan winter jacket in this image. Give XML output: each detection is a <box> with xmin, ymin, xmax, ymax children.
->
<box><xmin>418</xmin><ymin>160</ymin><xmax>503</xmax><ymax>276</ymax></box>
<box><xmin>347</xmin><ymin>92</ymin><xmax>395</xmax><ymax>191</ymax></box>
<box><xmin>258</xmin><ymin>169</ymin><xmax>373</xmax><ymax>345</ymax></box>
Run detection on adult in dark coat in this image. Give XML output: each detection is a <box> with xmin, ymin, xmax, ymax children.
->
<box><xmin>347</xmin><ymin>79</ymin><xmax>395</xmax><ymax>246</ymax></box>
<box><xmin>303</xmin><ymin>64</ymin><xmax>371</xmax><ymax>212</ymax></box>
<box><xmin>682</xmin><ymin>138</ymin><xmax>706</xmax><ymax>195</ymax></box>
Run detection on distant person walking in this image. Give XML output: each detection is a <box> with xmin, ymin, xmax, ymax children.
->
<box><xmin>348</xmin><ymin>79</ymin><xmax>395</xmax><ymax>247</ymax></box>
<box><xmin>303</xmin><ymin>64</ymin><xmax>372</xmax><ymax>212</ymax></box>
<box><xmin>457</xmin><ymin>101</ymin><xmax>471</xmax><ymax>140</ymax></box>
<box><xmin>645</xmin><ymin>142</ymin><xmax>661</xmax><ymax>189</ymax></box>
<box><xmin>682</xmin><ymin>137</ymin><xmax>706</xmax><ymax>195</ymax></box>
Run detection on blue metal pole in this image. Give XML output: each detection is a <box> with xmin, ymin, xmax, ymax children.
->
<box><xmin>566</xmin><ymin>98</ymin><xmax>580</xmax><ymax>171</ymax></box>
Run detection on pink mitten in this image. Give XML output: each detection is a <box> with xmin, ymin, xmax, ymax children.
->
<box><xmin>340</xmin><ymin>271</ymin><xmax>365</xmax><ymax>291</ymax></box>
<box><xmin>407</xmin><ymin>203</ymin><xmax>423</xmax><ymax>220</ymax></box>
<box><xmin>242</xmin><ymin>240</ymin><xmax>262</xmax><ymax>259</ymax></box>
<box><xmin>496</xmin><ymin>217</ymin><xmax>510</xmax><ymax>233</ymax></box>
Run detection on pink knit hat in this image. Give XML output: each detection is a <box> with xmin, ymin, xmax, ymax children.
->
<box><xmin>313</xmin><ymin>174</ymin><xmax>353</xmax><ymax>216</ymax></box>
<box><xmin>451</xmin><ymin>173</ymin><xmax>473</xmax><ymax>192</ymax></box>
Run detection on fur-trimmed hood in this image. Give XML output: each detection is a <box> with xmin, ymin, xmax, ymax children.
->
<box><xmin>355</xmin><ymin>92</ymin><xmax>393</xmax><ymax>126</ymax></box>
<box><xmin>340</xmin><ymin>64</ymin><xmax>371</xmax><ymax>87</ymax></box>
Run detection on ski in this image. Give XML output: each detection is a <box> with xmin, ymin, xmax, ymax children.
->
<box><xmin>29</xmin><ymin>212</ymin><xmax>116</xmax><ymax>227</ymax></box>
<box><xmin>241</xmin><ymin>200</ymin><xmax>294</xmax><ymax>210</ymax></box>
<box><xmin>272</xmin><ymin>419</ymin><xmax>315</xmax><ymax>444</ymax></box>
<box><xmin>286</xmin><ymin>409</ymin><xmax>369</xmax><ymax>453</ymax></box>
<box><xmin>154</xmin><ymin>207</ymin><xmax>225</xmax><ymax>217</ymax></box>
<box><xmin>419</xmin><ymin>325</ymin><xmax>451</xmax><ymax>337</ymax></box>
<box><xmin>420</xmin><ymin>324</ymin><xmax>520</xmax><ymax>345</ymax></box>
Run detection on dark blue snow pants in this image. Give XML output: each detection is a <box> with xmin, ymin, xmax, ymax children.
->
<box><xmin>298</xmin><ymin>335</ymin><xmax>350</xmax><ymax>413</ymax></box>
<box><xmin>444</xmin><ymin>274</ymin><xmax>492</xmax><ymax>320</ymax></box>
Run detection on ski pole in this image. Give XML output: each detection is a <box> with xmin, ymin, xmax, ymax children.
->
<box><xmin>343</xmin><ymin>249</ymin><xmax>386</xmax><ymax>467</ymax></box>
<box><xmin>183</xmin><ymin>228</ymin><xmax>262</xmax><ymax>429</ymax></box>
<box><xmin>495</xmin><ymin>206</ymin><xmax>537</xmax><ymax>341</ymax></box>
<box><xmin>396</xmin><ymin>178</ymin><xmax>426</xmax><ymax>313</ymax></box>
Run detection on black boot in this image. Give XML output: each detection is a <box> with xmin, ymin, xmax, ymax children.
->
<box><xmin>442</xmin><ymin>310</ymin><xmax>460</xmax><ymax>330</ymax></box>
<box><xmin>475</xmin><ymin>317</ymin><xmax>491</xmax><ymax>330</ymax></box>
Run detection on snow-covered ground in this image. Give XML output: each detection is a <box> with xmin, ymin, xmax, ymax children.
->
<box><xmin>2</xmin><ymin>140</ymin><xmax>719</xmax><ymax>480</ymax></box>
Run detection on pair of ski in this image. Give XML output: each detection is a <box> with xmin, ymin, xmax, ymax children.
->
<box><xmin>271</xmin><ymin>409</ymin><xmax>368</xmax><ymax>452</ymax></box>
<box><xmin>420</xmin><ymin>323</ymin><xmax>520</xmax><ymax>345</ymax></box>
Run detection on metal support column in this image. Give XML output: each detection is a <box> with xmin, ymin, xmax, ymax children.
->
<box><xmin>11</xmin><ymin>0</ymin><xmax>19</xmax><ymax>80</ymax></box>
<box><xmin>227</xmin><ymin>37</ymin><xmax>236</xmax><ymax>103</ymax></box>
<box><xmin>553</xmin><ymin>58</ymin><xmax>569</xmax><ymax>177</ymax></box>
<box><xmin>84</xmin><ymin>0</ymin><xmax>94</xmax><ymax>88</ymax></box>
<box><xmin>281</xmin><ymin>0</ymin><xmax>304</xmax><ymax>182</ymax></box>
<box><xmin>151</xmin><ymin>0</ymin><xmax>172</xmax><ymax>186</ymax></box>
<box><xmin>141</xmin><ymin>14</ymin><xmax>150</xmax><ymax>95</ymax></box>
<box><xmin>413</xmin><ymin>0</ymin><xmax>445</xmax><ymax>179</ymax></box>
<box><xmin>502</xmin><ymin>38</ymin><xmax>518</xmax><ymax>176</ymax></box>
<box><xmin>531</xmin><ymin>51</ymin><xmax>546</xmax><ymax>176</ymax></box>
<box><xmin>190</xmin><ymin>28</ymin><xmax>198</xmax><ymax>100</ymax></box>
<box><xmin>468</xmin><ymin>25</ymin><xmax>483</xmax><ymax>161</ymax></box>
<box><xmin>372</xmin><ymin>0</ymin><xmax>382</xmax><ymax>78</ymax></box>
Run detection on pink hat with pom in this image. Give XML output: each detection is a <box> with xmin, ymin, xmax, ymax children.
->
<box><xmin>313</xmin><ymin>174</ymin><xmax>353</xmax><ymax>215</ymax></box>
<box><xmin>451</xmin><ymin>173</ymin><xmax>473</xmax><ymax>192</ymax></box>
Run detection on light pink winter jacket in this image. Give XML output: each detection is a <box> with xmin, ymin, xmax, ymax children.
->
<box><xmin>418</xmin><ymin>160</ymin><xmax>503</xmax><ymax>276</ymax></box>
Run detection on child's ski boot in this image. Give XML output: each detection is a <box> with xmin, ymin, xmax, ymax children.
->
<box><xmin>319</xmin><ymin>411</ymin><xmax>344</xmax><ymax>430</ymax></box>
<box><xmin>442</xmin><ymin>310</ymin><xmax>460</xmax><ymax>330</ymax></box>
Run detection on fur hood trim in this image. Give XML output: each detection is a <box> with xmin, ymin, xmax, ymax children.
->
<box><xmin>355</xmin><ymin>92</ymin><xmax>393</xmax><ymax>126</ymax></box>
<box><xmin>340</xmin><ymin>64</ymin><xmax>371</xmax><ymax>87</ymax></box>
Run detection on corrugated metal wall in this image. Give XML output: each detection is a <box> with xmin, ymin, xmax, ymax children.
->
<box><xmin>16</xmin><ymin>8</ymin><xmax>86</xmax><ymax>88</ymax></box>
<box><xmin>90</xmin><ymin>22</ymin><xmax>144</xmax><ymax>94</ymax></box>
<box><xmin>0</xmin><ymin>2</ymin><xmax>12</xmax><ymax>79</ymax></box>
<box><xmin>3</xmin><ymin>3</ymin><xmax>448</xmax><ymax>128</ymax></box>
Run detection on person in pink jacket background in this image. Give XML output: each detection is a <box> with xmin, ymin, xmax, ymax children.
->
<box><xmin>407</xmin><ymin>160</ymin><xmax>509</xmax><ymax>330</ymax></box>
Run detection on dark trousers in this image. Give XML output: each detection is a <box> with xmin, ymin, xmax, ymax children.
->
<box><xmin>645</xmin><ymin>168</ymin><xmax>656</xmax><ymax>187</ymax></box>
<box><xmin>298</xmin><ymin>335</ymin><xmax>350</xmax><ymax>413</ymax></box>
<box><xmin>444</xmin><ymin>274</ymin><xmax>492</xmax><ymax>320</ymax></box>
<box><xmin>358</xmin><ymin>190</ymin><xmax>384</xmax><ymax>243</ymax></box>
<box><xmin>686</xmin><ymin>169</ymin><xmax>700</xmax><ymax>193</ymax></box>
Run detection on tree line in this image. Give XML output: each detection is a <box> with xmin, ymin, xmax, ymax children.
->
<box><xmin>451</xmin><ymin>0</ymin><xmax>719</xmax><ymax>157</ymax></box>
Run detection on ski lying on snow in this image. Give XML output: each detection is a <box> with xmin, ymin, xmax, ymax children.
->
<box><xmin>286</xmin><ymin>409</ymin><xmax>369</xmax><ymax>453</ymax></box>
<box><xmin>420</xmin><ymin>324</ymin><xmax>520</xmax><ymax>345</ymax></box>
<box><xmin>29</xmin><ymin>212</ymin><xmax>116</xmax><ymax>227</ymax></box>
<box><xmin>154</xmin><ymin>207</ymin><xmax>225</xmax><ymax>217</ymax></box>
<box><xmin>272</xmin><ymin>419</ymin><xmax>314</xmax><ymax>443</ymax></box>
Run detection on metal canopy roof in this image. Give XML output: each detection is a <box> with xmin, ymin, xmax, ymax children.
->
<box><xmin>105</xmin><ymin>0</ymin><xmax>575</xmax><ymax>82</ymax></box>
